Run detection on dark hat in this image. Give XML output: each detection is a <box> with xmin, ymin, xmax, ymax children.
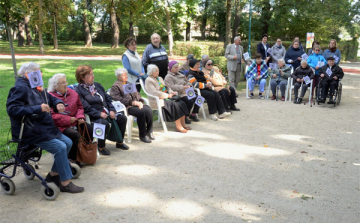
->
<box><xmin>189</xmin><ymin>59</ymin><xmax>201</xmax><ymax>68</ymax></box>
<box><xmin>327</xmin><ymin>57</ymin><xmax>335</xmax><ymax>61</ymax></box>
<box><xmin>187</xmin><ymin>54</ymin><xmax>194</xmax><ymax>60</ymax></box>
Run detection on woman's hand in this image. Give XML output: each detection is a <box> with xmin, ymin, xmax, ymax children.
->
<box><xmin>297</xmin><ymin>57</ymin><xmax>302</xmax><ymax>61</ymax></box>
<box><xmin>110</xmin><ymin>111</ymin><xmax>116</xmax><ymax>119</ymax></box>
<box><xmin>78</xmin><ymin>118</ymin><xmax>85</xmax><ymax>124</ymax></box>
<box><xmin>255</xmin><ymin>76</ymin><xmax>261</xmax><ymax>80</ymax></box>
<box><xmin>183</xmin><ymin>85</ymin><xmax>190</xmax><ymax>89</ymax></box>
<box><xmin>272</xmin><ymin>74</ymin><xmax>277</xmax><ymax>78</ymax></box>
<box><xmin>206</xmin><ymin>82</ymin><xmax>212</xmax><ymax>88</ymax></box>
<box><xmin>70</xmin><ymin>117</ymin><xmax>77</xmax><ymax>123</ymax></box>
<box><xmin>315</xmin><ymin>66</ymin><xmax>319</xmax><ymax>70</ymax></box>
<box><xmin>100</xmin><ymin>112</ymin><xmax>108</xmax><ymax>119</ymax></box>
<box><xmin>296</xmin><ymin>78</ymin><xmax>301</xmax><ymax>82</ymax></box>
<box><xmin>138</xmin><ymin>102</ymin><xmax>143</xmax><ymax>109</ymax></box>
<box><xmin>56</xmin><ymin>103</ymin><xmax>65</xmax><ymax>113</ymax></box>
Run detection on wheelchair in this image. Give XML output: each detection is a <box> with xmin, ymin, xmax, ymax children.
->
<box><xmin>316</xmin><ymin>78</ymin><xmax>342</xmax><ymax>107</ymax></box>
<box><xmin>0</xmin><ymin>117</ymin><xmax>81</xmax><ymax>200</ymax></box>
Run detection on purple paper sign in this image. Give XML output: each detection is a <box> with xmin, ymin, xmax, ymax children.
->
<box><xmin>194</xmin><ymin>95</ymin><xmax>205</xmax><ymax>107</ymax></box>
<box><xmin>267</xmin><ymin>48</ymin><xmax>273</xmax><ymax>55</ymax></box>
<box><xmin>28</xmin><ymin>70</ymin><xmax>44</xmax><ymax>88</ymax></box>
<box><xmin>326</xmin><ymin>68</ymin><xmax>332</xmax><ymax>77</ymax></box>
<box><xmin>123</xmin><ymin>83</ymin><xmax>137</xmax><ymax>94</ymax></box>
<box><xmin>269</xmin><ymin>63</ymin><xmax>276</xmax><ymax>70</ymax></box>
<box><xmin>93</xmin><ymin>123</ymin><xmax>106</xmax><ymax>139</ymax></box>
<box><xmin>186</xmin><ymin>87</ymin><xmax>196</xmax><ymax>100</ymax></box>
<box><xmin>301</xmin><ymin>53</ymin><xmax>308</xmax><ymax>61</ymax></box>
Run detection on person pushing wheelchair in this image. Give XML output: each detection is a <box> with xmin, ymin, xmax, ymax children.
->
<box><xmin>318</xmin><ymin>57</ymin><xmax>344</xmax><ymax>104</ymax></box>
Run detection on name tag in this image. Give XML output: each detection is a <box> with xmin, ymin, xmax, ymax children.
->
<box><xmin>28</xmin><ymin>70</ymin><xmax>44</xmax><ymax>88</ymax></box>
<box><xmin>195</xmin><ymin>95</ymin><xmax>205</xmax><ymax>107</ymax></box>
<box><xmin>93</xmin><ymin>123</ymin><xmax>106</xmax><ymax>139</ymax></box>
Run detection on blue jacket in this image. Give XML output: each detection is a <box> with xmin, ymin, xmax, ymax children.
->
<box><xmin>285</xmin><ymin>47</ymin><xmax>303</xmax><ymax>70</ymax></box>
<box><xmin>323</xmin><ymin>48</ymin><xmax>341</xmax><ymax>65</ymax></box>
<box><xmin>6</xmin><ymin>77</ymin><xmax>63</xmax><ymax>144</ymax></box>
<box><xmin>307</xmin><ymin>53</ymin><xmax>327</xmax><ymax>75</ymax></box>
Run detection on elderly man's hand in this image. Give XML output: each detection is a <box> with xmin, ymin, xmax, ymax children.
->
<box><xmin>41</xmin><ymin>103</ymin><xmax>50</xmax><ymax>113</ymax></box>
<box><xmin>256</xmin><ymin>76</ymin><xmax>261</xmax><ymax>80</ymax></box>
<box><xmin>279</xmin><ymin>69</ymin><xmax>283</xmax><ymax>76</ymax></box>
<box><xmin>272</xmin><ymin>74</ymin><xmax>277</xmax><ymax>78</ymax></box>
<box><xmin>56</xmin><ymin>103</ymin><xmax>65</xmax><ymax>113</ymax></box>
<box><xmin>296</xmin><ymin>78</ymin><xmax>301</xmax><ymax>82</ymax></box>
<box><xmin>110</xmin><ymin>111</ymin><xmax>116</xmax><ymax>119</ymax></box>
<box><xmin>333</xmin><ymin>76</ymin><xmax>338</xmax><ymax>80</ymax></box>
<box><xmin>320</xmin><ymin>74</ymin><xmax>325</xmax><ymax>78</ymax></box>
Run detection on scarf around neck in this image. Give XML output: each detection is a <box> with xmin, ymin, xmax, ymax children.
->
<box><xmin>81</xmin><ymin>83</ymin><xmax>97</xmax><ymax>96</ymax></box>
<box><xmin>329</xmin><ymin>47</ymin><xmax>337</xmax><ymax>53</ymax></box>
<box><xmin>156</xmin><ymin>77</ymin><xmax>167</xmax><ymax>92</ymax></box>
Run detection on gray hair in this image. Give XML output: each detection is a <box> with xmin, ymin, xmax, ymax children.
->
<box><xmin>48</xmin><ymin>73</ymin><xmax>66</xmax><ymax>92</ymax></box>
<box><xmin>278</xmin><ymin>59</ymin><xmax>285</xmax><ymax>64</ymax></box>
<box><xmin>234</xmin><ymin>36</ymin><xmax>241</xmax><ymax>41</ymax></box>
<box><xmin>201</xmin><ymin>55</ymin><xmax>209</xmax><ymax>61</ymax></box>
<box><xmin>18</xmin><ymin>62</ymin><xmax>40</xmax><ymax>77</ymax></box>
<box><xmin>147</xmin><ymin>64</ymin><xmax>159</xmax><ymax>77</ymax></box>
<box><xmin>301</xmin><ymin>60</ymin><xmax>308</xmax><ymax>65</ymax></box>
<box><xmin>151</xmin><ymin>33</ymin><xmax>160</xmax><ymax>40</ymax></box>
<box><xmin>115</xmin><ymin>68</ymin><xmax>128</xmax><ymax>79</ymax></box>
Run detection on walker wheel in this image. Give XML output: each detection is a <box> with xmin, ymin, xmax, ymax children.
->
<box><xmin>70</xmin><ymin>162</ymin><xmax>81</xmax><ymax>179</ymax></box>
<box><xmin>1</xmin><ymin>178</ymin><xmax>15</xmax><ymax>195</ymax></box>
<box><xmin>23</xmin><ymin>164</ymin><xmax>36</xmax><ymax>180</ymax></box>
<box><xmin>41</xmin><ymin>182</ymin><xmax>60</xmax><ymax>201</ymax></box>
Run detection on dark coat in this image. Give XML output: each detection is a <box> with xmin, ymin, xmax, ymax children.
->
<box><xmin>6</xmin><ymin>77</ymin><xmax>63</xmax><ymax>144</ymax></box>
<box><xmin>49</xmin><ymin>88</ymin><xmax>85</xmax><ymax>132</ymax></box>
<box><xmin>319</xmin><ymin>64</ymin><xmax>344</xmax><ymax>81</ymax></box>
<box><xmin>110</xmin><ymin>80</ymin><xmax>144</xmax><ymax>109</ymax></box>
<box><xmin>285</xmin><ymin>47</ymin><xmax>304</xmax><ymax>70</ymax></box>
<box><xmin>292</xmin><ymin>65</ymin><xmax>315</xmax><ymax>81</ymax></box>
<box><xmin>257</xmin><ymin>42</ymin><xmax>271</xmax><ymax>60</ymax></box>
<box><xmin>75</xmin><ymin>82</ymin><xmax>115</xmax><ymax>123</ymax></box>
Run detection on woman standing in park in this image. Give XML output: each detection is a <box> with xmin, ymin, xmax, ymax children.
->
<box><xmin>285</xmin><ymin>41</ymin><xmax>303</xmax><ymax>70</ymax></box>
<box><xmin>257</xmin><ymin>34</ymin><xmax>271</xmax><ymax>64</ymax></box>
<box><xmin>270</xmin><ymin>38</ymin><xmax>286</xmax><ymax>64</ymax></box>
<box><xmin>323</xmin><ymin>39</ymin><xmax>341</xmax><ymax>65</ymax></box>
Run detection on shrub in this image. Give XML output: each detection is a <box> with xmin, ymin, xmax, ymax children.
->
<box><xmin>337</xmin><ymin>39</ymin><xmax>359</xmax><ymax>61</ymax></box>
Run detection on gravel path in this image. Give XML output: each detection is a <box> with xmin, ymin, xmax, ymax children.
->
<box><xmin>0</xmin><ymin>64</ymin><xmax>359</xmax><ymax>223</ymax></box>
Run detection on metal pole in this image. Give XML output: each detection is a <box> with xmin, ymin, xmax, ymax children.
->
<box><xmin>248</xmin><ymin>0</ymin><xmax>252</xmax><ymax>56</ymax></box>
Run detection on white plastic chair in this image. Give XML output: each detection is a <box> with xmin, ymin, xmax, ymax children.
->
<box><xmin>267</xmin><ymin>77</ymin><xmax>291</xmax><ymax>101</ymax></box>
<box><xmin>139</xmin><ymin>79</ymin><xmax>168</xmax><ymax>133</ymax></box>
<box><xmin>245</xmin><ymin>65</ymin><xmax>269</xmax><ymax>99</ymax></box>
<box><xmin>289</xmin><ymin>79</ymin><xmax>314</xmax><ymax>106</ymax></box>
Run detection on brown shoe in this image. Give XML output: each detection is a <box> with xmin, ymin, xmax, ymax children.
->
<box><xmin>271</xmin><ymin>95</ymin><xmax>276</xmax><ymax>100</ymax></box>
<box><xmin>183</xmin><ymin>126</ymin><xmax>192</xmax><ymax>130</ymax></box>
<box><xmin>281</xmin><ymin>96</ymin><xmax>285</xmax><ymax>101</ymax></box>
<box><xmin>175</xmin><ymin>127</ymin><xmax>187</xmax><ymax>133</ymax></box>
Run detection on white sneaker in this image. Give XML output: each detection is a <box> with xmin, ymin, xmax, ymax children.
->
<box><xmin>209</xmin><ymin>114</ymin><xmax>218</xmax><ymax>121</ymax></box>
<box><xmin>259</xmin><ymin>95</ymin><xmax>265</xmax><ymax>100</ymax></box>
<box><xmin>218</xmin><ymin>112</ymin><xmax>231</xmax><ymax>119</ymax></box>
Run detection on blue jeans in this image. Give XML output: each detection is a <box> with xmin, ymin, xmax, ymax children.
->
<box><xmin>35</xmin><ymin>134</ymin><xmax>73</xmax><ymax>181</ymax></box>
<box><xmin>248</xmin><ymin>78</ymin><xmax>266</xmax><ymax>92</ymax></box>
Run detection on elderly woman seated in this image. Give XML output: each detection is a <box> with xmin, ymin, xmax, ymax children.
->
<box><xmin>110</xmin><ymin>68</ymin><xmax>154</xmax><ymax>143</ymax></box>
<box><xmin>164</xmin><ymin>61</ymin><xmax>200</xmax><ymax>124</ymax></box>
<box><xmin>292</xmin><ymin>60</ymin><xmax>314</xmax><ymax>104</ymax></box>
<box><xmin>48</xmin><ymin>73</ymin><xmax>93</xmax><ymax>166</ymax></box>
<box><xmin>268</xmin><ymin>59</ymin><xmax>292</xmax><ymax>101</ymax></box>
<box><xmin>202</xmin><ymin>58</ymin><xmax>240</xmax><ymax>112</ymax></box>
<box><xmin>245</xmin><ymin>53</ymin><xmax>269</xmax><ymax>99</ymax></box>
<box><xmin>7</xmin><ymin>62</ymin><xmax>84</xmax><ymax>193</ymax></box>
<box><xmin>75</xmin><ymin>65</ymin><xmax>128</xmax><ymax>155</ymax></box>
<box><xmin>187</xmin><ymin>59</ymin><xmax>231</xmax><ymax>121</ymax></box>
<box><xmin>145</xmin><ymin>64</ymin><xmax>190</xmax><ymax>133</ymax></box>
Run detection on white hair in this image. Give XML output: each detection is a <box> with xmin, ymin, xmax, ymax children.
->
<box><xmin>278</xmin><ymin>59</ymin><xmax>285</xmax><ymax>64</ymax></box>
<box><xmin>147</xmin><ymin>64</ymin><xmax>159</xmax><ymax>76</ymax></box>
<box><xmin>48</xmin><ymin>73</ymin><xmax>66</xmax><ymax>92</ymax></box>
<box><xmin>234</xmin><ymin>36</ymin><xmax>241</xmax><ymax>41</ymax></box>
<box><xmin>151</xmin><ymin>33</ymin><xmax>160</xmax><ymax>40</ymax></box>
<box><xmin>301</xmin><ymin>60</ymin><xmax>308</xmax><ymax>65</ymax></box>
<box><xmin>201</xmin><ymin>55</ymin><xmax>209</xmax><ymax>60</ymax></box>
<box><xmin>18</xmin><ymin>62</ymin><xmax>40</xmax><ymax>77</ymax></box>
<box><xmin>115</xmin><ymin>68</ymin><xmax>128</xmax><ymax>79</ymax></box>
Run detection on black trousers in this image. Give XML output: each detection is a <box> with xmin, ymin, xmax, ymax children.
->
<box><xmin>321</xmin><ymin>79</ymin><xmax>338</xmax><ymax>98</ymax></box>
<box><xmin>94</xmin><ymin>114</ymin><xmax>127</xmax><ymax>148</ymax></box>
<box><xmin>128</xmin><ymin>105</ymin><xmax>153</xmax><ymax>138</ymax></box>
<box><xmin>62</xmin><ymin>122</ymin><xmax>93</xmax><ymax>161</ymax></box>
<box><xmin>294</xmin><ymin>82</ymin><xmax>310</xmax><ymax>98</ymax></box>
<box><xmin>180</xmin><ymin>96</ymin><xmax>199</xmax><ymax>115</ymax></box>
<box><xmin>200</xmin><ymin>89</ymin><xmax>226</xmax><ymax>115</ymax></box>
<box><xmin>218</xmin><ymin>87</ymin><xmax>237</xmax><ymax>109</ymax></box>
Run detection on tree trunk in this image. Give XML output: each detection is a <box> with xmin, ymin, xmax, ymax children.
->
<box><xmin>4</xmin><ymin>0</ymin><xmax>17</xmax><ymax>78</ymax></box>
<box><xmin>200</xmin><ymin>0</ymin><xmax>209</xmax><ymax>40</ymax></box>
<box><xmin>100</xmin><ymin>19</ymin><xmax>105</xmax><ymax>43</ymax></box>
<box><xmin>186</xmin><ymin>21</ymin><xmax>191</xmax><ymax>41</ymax></box>
<box><xmin>17</xmin><ymin>20</ymin><xmax>25</xmax><ymax>47</ymax></box>
<box><xmin>34</xmin><ymin>25</ymin><xmax>38</xmax><ymax>42</ymax></box>
<box><xmin>260</xmin><ymin>0</ymin><xmax>272</xmax><ymax>35</ymax></box>
<box><xmin>224</xmin><ymin>0</ymin><xmax>232</xmax><ymax>47</ymax></box>
<box><xmin>164</xmin><ymin>5</ymin><xmax>173</xmax><ymax>56</ymax></box>
<box><xmin>53</xmin><ymin>15</ymin><xmax>58</xmax><ymax>50</ymax></box>
<box><xmin>38</xmin><ymin>0</ymin><xmax>44</xmax><ymax>54</ymax></box>
<box><xmin>83</xmin><ymin>0</ymin><xmax>92</xmax><ymax>47</ymax></box>
<box><xmin>232</xmin><ymin>0</ymin><xmax>241</xmax><ymax>40</ymax></box>
<box><xmin>110</xmin><ymin>0</ymin><xmax>119</xmax><ymax>48</ymax></box>
<box><xmin>129</xmin><ymin>12</ymin><xmax>134</xmax><ymax>37</ymax></box>
<box><xmin>24</xmin><ymin>15</ymin><xmax>33</xmax><ymax>46</ymax></box>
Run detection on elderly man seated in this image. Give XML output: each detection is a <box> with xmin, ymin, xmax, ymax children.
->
<box><xmin>318</xmin><ymin>57</ymin><xmax>344</xmax><ymax>104</ymax></box>
<box><xmin>292</xmin><ymin>60</ymin><xmax>314</xmax><ymax>104</ymax></box>
<box><xmin>245</xmin><ymin>53</ymin><xmax>269</xmax><ymax>99</ymax></box>
<box><xmin>269</xmin><ymin>59</ymin><xmax>292</xmax><ymax>101</ymax></box>
<box><xmin>6</xmin><ymin>62</ymin><xmax>84</xmax><ymax>193</ymax></box>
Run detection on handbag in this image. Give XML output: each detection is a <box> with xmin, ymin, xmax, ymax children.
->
<box><xmin>76</xmin><ymin>123</ymin><xmax>97</xmax><ymax>165</ymax></box>
<box><xmin>169</xmin><ymin>95</ymin><xmax>181</xmax><ymax>101</ymax></box>
<box><xmin>106</xmin><ymin>117</ymin><xmax>123</xmax><ymax>142</ymax></box>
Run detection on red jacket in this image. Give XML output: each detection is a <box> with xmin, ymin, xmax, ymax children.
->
<box><xmin>49</xmin><ymin>88</ymin><xmax>85</xmax><ymax>132</ymax></box>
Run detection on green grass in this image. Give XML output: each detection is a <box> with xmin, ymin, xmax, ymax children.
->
<box><xmin>0</xmin><ymin>40</ymin><xmax>169</xmax><ymax>56</ymax></box>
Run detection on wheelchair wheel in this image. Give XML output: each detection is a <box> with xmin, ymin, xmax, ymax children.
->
<box><xmin>1</xmin><ymin>178</ymin><xmax>15</xmax><ymax>195</ymax></box>
<box><xmin>70</xmin><ymin>162</ymin><xmax>81</xmax><ymax>179</ymax></box>
<box><xmin>336</xmin><ymin>84</ymin><xmax>342</xmax><ymax>105</ymax></box>
<box><xmin>41</xmin><ymin>182</ymin><xmax>60</xmax><ymax>201</ymax></box>
<box><xmin>23</xmin><ymin>164</ymin><xmax>36</xmax><ymax>180</ymax></box>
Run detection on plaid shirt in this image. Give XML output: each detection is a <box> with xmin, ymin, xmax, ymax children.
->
<box><xmin>245</xmin><ymin>60</ymin><xmax>269</xmax><ymax>80</ymax></box>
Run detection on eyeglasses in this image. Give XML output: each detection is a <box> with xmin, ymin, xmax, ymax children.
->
<box><xmin>207</xmin><ymin>63</ymin><xmax>213</xmax><ymax>66</ymax></box>
<box><xmin>314</xmin><ymin>50</ymin><xmax>320</xmax><ymax>52</ymax></box>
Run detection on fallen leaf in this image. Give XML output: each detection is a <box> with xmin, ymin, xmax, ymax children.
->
<box><xmin>301</xmin><ymin>151</ymin><xmax>308</xmax><ymax>153</ymax></box>
<box><xmin>264</xmin><ymin>145</ymin><xmax>268</xmax><ymax>147</ymax></box>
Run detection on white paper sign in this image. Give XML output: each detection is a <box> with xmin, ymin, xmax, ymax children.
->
<box><xmin>185</xmin><ymin>87</ymin><xmax>196</xmax><ymax>100</ymax></box>
<box><xmin>301</xmin><ymin>53</ymin><xmax>308</xmax><ymax>61</ymax></box>
<box><xmin>194</xmin><ymin>95</ymin><xmax>205</xmax><ymax>107</ymax></box>
<box><xmin>269</xmin><ymin>63</ymin><xmax>276</xmax><ymax>70</ymax></box>
<box><xmin>28</xmin><ymin>70</ymin><xmax>44</xmax><ymax>88</ymax></box>
<box><xmin>333</xmin><ymin>55</ymin><xmax>339</xmax><ymax>63</ymax></box>
<box><xmin>112</xmin><ymin>101</ymin><xmax>125</xmax><ymax>112</ymax></box>
<box><xmin>303</xmin><ymin>76</ymin><xmax>311</xmax><ymax>85</ymax></box>
<box><xmin>326</xmin><ymin>68</ymin><xmax>332</xmax><ymax>77</ymax></box>
<box><xmin>267</xmin><ymin>48</ymin><xmax>273</xmax><ymax>55</ymax></box>
<box><xmin>317</xmin><ymin>61</ymin><xmax>325</xmax><ymax>67</ymax></box>
<box><xmin>243</xmin><ymin>52</ymin><xmax>250</xmax><ymax>61</ymax></box>
<box><xmin>93</xmin><ymin>123</ymin><xmax>106</xmax><ymax>139</ymax></box>
<box><xmin>123</xmin><ymin>83</ymin><xmax>137</xmax><ymax>94</ymax></box>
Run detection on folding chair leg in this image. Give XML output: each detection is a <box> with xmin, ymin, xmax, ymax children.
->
<box><xmin>201</xmin><ymin>105</ymin><xmax>206</xmax><ymax>119</ymax></box>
